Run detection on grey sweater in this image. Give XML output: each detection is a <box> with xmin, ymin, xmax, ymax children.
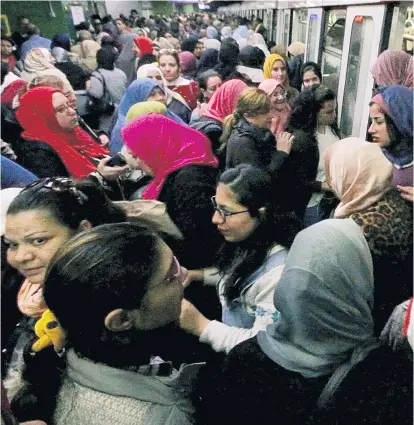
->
<box><xmin>87</xmin><ymin>68</ymin><xmax>127</xmax><ymax>105</ymax></box>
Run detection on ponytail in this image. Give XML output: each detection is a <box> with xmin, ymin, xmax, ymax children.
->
<box><xmin>219</xmin><ymin>112</ymin><xmax>240</xmax><ymax>154</ymax></box>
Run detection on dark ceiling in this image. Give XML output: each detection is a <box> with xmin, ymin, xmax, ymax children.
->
<box><xmin>208</xmin><ymin>1</ymin><xmax>241</xmax><ymax>11</ymax></box>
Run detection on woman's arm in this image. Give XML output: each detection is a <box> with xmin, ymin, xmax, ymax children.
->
<box><xmin>181</xmin><ymin>266</ymin><xmax>282</xmax><ymax>353</ymax></box>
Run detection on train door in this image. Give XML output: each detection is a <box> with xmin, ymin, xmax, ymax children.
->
<box><xmin>320</xmin><ymin>8</ymin><xmax>347</xmax><ymax>98</ymax></box>
<box><xmin>276</xmin><ymin>9</ymin><xmax>291</xmax><ymax>49</ymax></box>
<box><xmin>337</xmin><ymin>5</ymin><xmax>386</xmax><ymax>138</ymax></box>
<box><xmin>305</xmin><ymin>8</ymin><xmax>324</xmax><ymax>63</ymax></box>
<box><xmin>291</xmin><ymin>8</ymin><xmax>308</xmax><ymax>46</ymax></box>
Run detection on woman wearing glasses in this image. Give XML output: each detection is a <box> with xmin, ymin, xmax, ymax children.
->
<box><xmin>258</xmin><ymin>80</ymin><xmax>291</xmax><ymax>136</ymax></box>
<box><xmin>2</xmin><ymin>178</ymin><xmax>126</xmax><ymax>402</ymax></box>
<box><xmin>15</xmin><ymin>86</ymin><xmax>108</xmax><ymax>179</ymax></box>
<box><xmin>158</xmin><ymin>49</ymin><xmax>199</xmax><ymax>110</ymax></box>
<box><xmin>8</xmin><ymin>224</ymin><xmax>200</xmax><ymax>425</ymax></box>
<box><xmin>179</xmin><ymin>165</ymin><xmax>300</xmax><ymax>353</ymax></box>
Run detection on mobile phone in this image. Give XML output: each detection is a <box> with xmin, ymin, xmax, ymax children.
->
<box><xmin>106</xmin><ymin>153</ymin><xmax>127</xmax><ymax>167</ymax></box>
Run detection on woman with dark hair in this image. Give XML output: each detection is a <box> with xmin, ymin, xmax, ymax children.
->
<box><xmin>200</xmin><ymin>218</ymin><xmax>412</xmax><ymax>425</ymax></box>
<box><xmin>180</xmin><ymin>165</ymin><xmax>300</xmax><ymax>353</ymax></box>
<box><xmin>1</xmin><ymin>36</ymin><xmax>17</xmax><ymax>73</ymax></box>
<box><xmin>8</xmin><ymin>223</ymin><xmax>201</xmax><ymax>425</ymax></box>
<box><xmin>301</xmin><ymin>61</ymin><xmax>322</xmax><ymax>89</ymax></box>
<box><xmin>214</xmin><ymin>37</ymin><xmax>243</xmax><ymax>81</ymax></box>
<box><xmin>284</xmin><ymin>85</ymin><xmax>340</xmax><ymax>224</ymax></box>
<box><xmin>237</xmin><ymin>45</ymin><xmax>265</xmax><ymax>85</ymax></box>
<box><xmin>190</xmin><ymin>70</ymin><xmax>222</xmax><ymax>122</ymax></box>
<box><xmin>86</xmin><ymin>47</ymin><xmax>127</xmax><ymax>132</ymax></box>
<box><xmin>369</xmin><ymin>85</ymin><xmax>413</xmax><ymax>201</ymax></box>
<box><xmin>159</xmin><ymin>49</ymin><xmax>199</xmax><ymax>110</ymax></box>
<box><xmin>2</xmin><ymin>178</ymin><xmax>127</xmax><ymax>406</ymax></box>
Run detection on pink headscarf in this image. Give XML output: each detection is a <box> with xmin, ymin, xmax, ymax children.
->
<box><xmin>324</xmin><ymin>137</ymin><xmax>393</xmax><ymax>218</ymax></box>
<box><xmin>202</xmin><ymin>79</ymin><xmax>248</xmax><ymax>123</ymax></box>
<box><xmin>258</xmin><ymin>79</ymin><xmax>291</xmax><ymax>135</ymax></box>
<box><xmin>179</xmin><ymin>51</ymin><xmax>197</xmax><ymax>74</ymax></box>
<box><xmin>371</xmin><ymin>50</ymin><xmax>413</xmax><ymax>89</ymax></box>
<box><xmin>121</xmin><ymin>114</ymin><xmax>218</xmax><ymax>200</ymax></box>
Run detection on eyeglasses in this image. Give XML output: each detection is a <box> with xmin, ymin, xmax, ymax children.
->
<box><xmin>23</xmin><ymin>178</ymin><xmax>88</xmax><ymax>206</ymax></box>
<box><xmin>54</xmin><ymin>102</ymin><xmax>75</xmax><ymax>114</ymax></box>
<box><xmin>211</xmin><ymin>196</ymin><xmax>249</xmax><ymax>223</ymax></box>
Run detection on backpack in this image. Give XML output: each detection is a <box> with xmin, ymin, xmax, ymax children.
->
<box><xmin>87</xmin><ymin>71</ymin><xmax>115</xmax><ymax>114</ymax></box>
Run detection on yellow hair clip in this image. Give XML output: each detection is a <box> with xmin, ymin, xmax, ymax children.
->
<box><xmin>32</xmin><ymin>309</ymin><xmax>66</xmax><ymax>354</ymax></box>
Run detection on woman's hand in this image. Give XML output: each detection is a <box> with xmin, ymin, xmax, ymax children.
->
<box><xmin>98</xmin><ymin>134</ymin><xmax>110</xmax><ymax>148</ymax></box>
<box><xmin>182</xmin><ymin>269</ymin><xmax>204</xmax><ymax>288</ymax></box>
<box><xmin>397</xmin><ymin>185</ymin><xmax>414</xmax><ymax>203</ymax></box>
<box><xmin>97</xmin><ymin>156</ymin><xmax>129</xmax><ymax>181</ymax></box>
<box><xmin>276</xmin><ymin>132</ymin><xmax>294</xmax><ymax>154</ymax></box>
<box><xmin>179</xmin><ymin>299</ymin><xmax>211</xmax><ymax>337</ymax></box>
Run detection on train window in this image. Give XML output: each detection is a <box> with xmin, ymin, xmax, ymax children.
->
<box><xmin>284</xmin><ymin>12</ymin><xmax>290</xmax><ymax>47</ymax></box>
<box><xmin>292</xmin><ymin>8</ymin><xmax>308</xmax><ymax>44</ymax></box>
<box><xmin>388</xmin><ymin>4</ymin><xmax>414</xmax><ymax>54</ymax></box>
<box><xmin>307</xmin><ymin>14</ymin><xmax>319</xmax><ymax>61</ymax></box>
<box><xmin>321</xmin><ymin>9</ymin><xmax>346</xmax><ymax>97</ymax></box>
<box><xmin>340</xmin><ymin>16</ymin><xmax>374</xmax><ymax>137</ymax></box>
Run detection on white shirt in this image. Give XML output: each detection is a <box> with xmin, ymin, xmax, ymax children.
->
<box><xmin>308</xmin><ymin>125</ymin><xmax>339</xmax><ymax>208</ymax></box>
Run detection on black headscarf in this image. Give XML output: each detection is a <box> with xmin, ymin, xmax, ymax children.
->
<box><xmin>196</xmin><ymin>48</ymin><xmax>219</xmax><ymax>77</ymax></box>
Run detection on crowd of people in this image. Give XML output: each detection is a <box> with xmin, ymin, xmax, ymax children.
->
<box><xmin>0</xmin><ymin>9</ymin><xmax>413</xmax><ymax>425</ymax></box>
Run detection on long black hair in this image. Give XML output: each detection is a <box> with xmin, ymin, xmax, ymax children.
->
<box><xmin>7</xmin><ymin>178</ymin><xmax>126</xmax><ymax>229</ymax></box>
<box><xmin>288</xmin><ymin>85</ymin><xmax>340</xmax><ymax>137</ymax></box>
<box><xmin>215</xmin><ymin>165</ymin><xmax>300</xmax><ymax>302</ymax></box>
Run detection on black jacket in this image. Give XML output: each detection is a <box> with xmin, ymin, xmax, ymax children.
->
<box><xmin>225</xmin><ymin>119</ymin><xmax>288</xmax><ymax>177</ymax></box>
<box><xmin>158</xmin><ymin>164</ymin><xmax>223</xmax><ymax>270</ymax></box>
<box><xmin>190</xmin><ymin>116</ymin><xmax>224</xmax><ymax>164</ymax></box>
<box><xmin>198</xmin><ymin>337</ymin><xmax>413</xmax><ymax>425</ymax></box>
<box><xmin>15</xmin><ymin>139</ymin><xmax>69</xmax><ymax>178</ymax></box>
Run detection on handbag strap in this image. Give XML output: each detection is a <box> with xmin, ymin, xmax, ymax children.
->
<box><xmin>93</xmin><ymin>70</ymin><xmax>107</xmax><ymax>95</ymax></box>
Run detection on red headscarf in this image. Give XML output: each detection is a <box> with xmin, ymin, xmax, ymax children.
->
<box><xmin>202</xmin><ymin>79</ymin><xmax>248</xmax><ymax>123</ymax></box>
<box><xmin>134</xmin><ymin>36</ymin><xmax>153</xmax><ymax>57</ymax></box>
<box><xmin>122</xmin><ymin>114</ymin><xmax>218</xmax><ymax>200</ymax></box>
<box><xmin>16</xmin><ymin>86</ymin><xmax>108</xmax><ymax>178</ymax></box>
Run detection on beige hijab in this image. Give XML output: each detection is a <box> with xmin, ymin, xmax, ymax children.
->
<box><xmin>325</xmin><ymin>137</ymin><xmax>393</xmax><ymax>218</ymax></box>
<box><xmin>80</xmin><ymin>40</ymin><xmax>101</xmax><ymax>71</ymax></box>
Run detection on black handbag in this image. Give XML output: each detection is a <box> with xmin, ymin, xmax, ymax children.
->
<box><xmin>87</xmin><ymin>71</ymin><xmax>115</xmax><ymax>114</ymax></box>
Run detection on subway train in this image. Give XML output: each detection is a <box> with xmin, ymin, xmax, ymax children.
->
<box><xmin>217</xmin><ymin>0</ymin><xmax>413</xmax><ymax>139</ymax></box>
